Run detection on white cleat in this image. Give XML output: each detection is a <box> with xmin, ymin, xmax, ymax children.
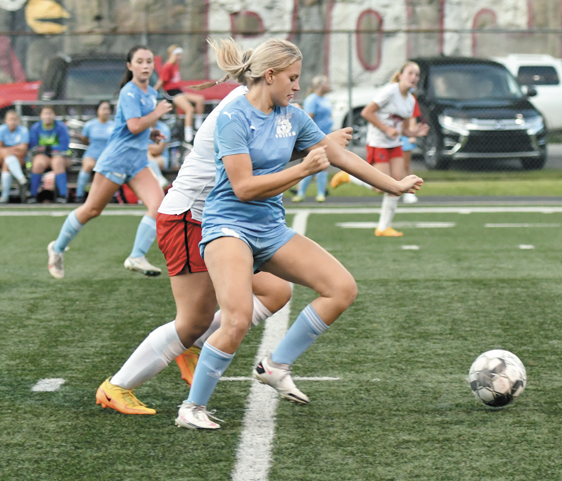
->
<box><xmin>47</xmin><ymin>241</ymin><xmax>64</xmax><ymax>279</ymax></box>
<box><xmin>124</xmin><ymin>256</ymin><xmax>162</xmax><ymax>277</ymax></box>
<box><xmin>402</xmin><ymin>193</ymin><xmax>419</xmax><ymax>204</ymax></box>
<box><xmin>175</xmin><ymin>402</ymin><xmax>222</xmax><ymax>430</ymax></box>
<box><xmin>253</xmin><ymin>355</ymin><xmax>309</xmax><ymax>405</ymax></box>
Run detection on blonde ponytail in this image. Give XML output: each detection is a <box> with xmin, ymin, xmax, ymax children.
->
<box><xmin>390</xmin><ymin>60</ymin><xmax>419</xmax><ymax>83</ymax></box>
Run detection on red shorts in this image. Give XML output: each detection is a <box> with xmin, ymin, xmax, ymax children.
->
<box><xmin>157</xmin><ymin>211</ymin><xmax>207</xmax><ymax>276</ymax></box>
<box><xmin>366</xmin><ymin>145</ymin><xmax>403</xmax><ymax>165</ymax></box>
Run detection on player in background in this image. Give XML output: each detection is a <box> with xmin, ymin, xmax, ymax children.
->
<box><xmin>331</xmin><ymin>61</ymin><xmax>429</xmax><ymax>236</ymax></box>
<box><xmin>147</xmin><ymin>119</ymin><xmax>171</xmax><ymax>189</ymax></box>
<box><xmin>95</xmin><ymin>71</ymin><xmax>354</xmax><ymax>416</ymax></box>
<box><xmin>292</xmin><ymin>75</ymin><xmax>333</xmax><ymax>203</ymax></box>
<box><xmin>169</xmin><ymin>38</ymin><xmax>421</xmax><ymax>430</ymax></box>
<box><xmin>0</xmin><ymin>110</ymin><xmax>29</xmax><ymax>203</ymax></box>
<box><xmin>28</xmin><ymin>106</ymin><xmax>71</xmax><ymax>204</ymax></box>
<box><xmin>76</xmin><ymin>101</ymin><xmax>114</xmax><ymax>203</ymax></box>
<box><xmin>154</xmin><ymin>45</ymin><xmax>205</xmax><ymax>143</ymax></box>
<box><xmin>46</xmin><ymin>46</ymin><xmax>172</xmax><ymax>279</ymax></box>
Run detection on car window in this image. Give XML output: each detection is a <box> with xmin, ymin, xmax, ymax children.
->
<box><xmin>428</xmin><ymin>64</ymin><xmax>524</xmax><ymax>100</ymax></box>
<box><xmin>517</xmin><ymin>66</ymin><xmax>560</xmax><ymax>85</ymax></box>
<box><xmin>65</xmin><ymin>61</ymin><xmax>124</xmax><ymax>100</ymax></box>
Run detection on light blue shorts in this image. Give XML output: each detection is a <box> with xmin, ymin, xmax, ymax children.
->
<box><xmin>94</xmin><ymin>147</ymin><xmax>149</xmax><ymax>185</ymax></box>
<box><xmin>401</xmin><ymin>136</ymin><xmax>417</xmax><ymax>152</ymax></box>
<box><xmin>200</xmin><ymin>223</ymin><xmax>297</xmax><ymax>272</ymax></box>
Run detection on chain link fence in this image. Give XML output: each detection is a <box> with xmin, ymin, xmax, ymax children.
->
<box><xmin>0</xmin><ymin>29</ymin><xmax>561</xmax><ymax>176</ymax></box>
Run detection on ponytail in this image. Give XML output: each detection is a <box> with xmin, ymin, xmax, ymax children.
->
<box><xmin>119</xmin><ymin>45</ymin><xmax>153</xmax><ymax>91</ymax></box>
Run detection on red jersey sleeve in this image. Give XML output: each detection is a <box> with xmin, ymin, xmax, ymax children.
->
<box><xmin>412</xmin><ymin>97</ymin><xmax>421</xmax><ymax>117</ymax></box>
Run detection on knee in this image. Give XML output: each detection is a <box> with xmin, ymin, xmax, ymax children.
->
<box><xmin>82</xmin><ymin>204</ymin><xmax>102</xmax><ymax>220</ymax></box>
<box><xmin>268</xmin><ymin>281</ymin><xmax>292</xmax><ymax>313</ymax></box>
<box><xmin>221</xmin><ymin>309</ymin><xmax>252</xmax><ymax>345</ymax></box>
<box><xmin>333</xmin><ymin>275</ymin><xmax>358</xmax><ymax>311</ymax></box>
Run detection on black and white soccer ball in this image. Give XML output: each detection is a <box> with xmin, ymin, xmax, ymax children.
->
<box><xmin>468</xmin><ymin>349</ymin><xmax>526</xmax><ymax>407</ymax></box>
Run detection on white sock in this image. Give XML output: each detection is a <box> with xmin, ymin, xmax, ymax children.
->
<box><xmin>349</xmin><ymin>175</ymin><xmax>372</xmax><ymax>189</ymax></box>
<box><xmin>378</xmin><ymin>194</ymin><xmax>399</xmax><ymax>231</ymax></box>
<box><xmin>5</xmin><ymin>156</ymin><xmax>25</xmax><ymax>184</ymax></box>
<box><xmin>184</xmin><ymin>126</ymin><xmax>193</xmax><ymax>142</ymax></box>
<box><xmin>111</xmin><ymin>321</ymin><xmax>186</xmax><ymax>390</ymax></box>
<box><xmin>193</xmin><ymin>295</ymin><xmax>273</xmax><ymax>349</ymax></box>
<box><xmin>1</xmin><ymin>172</ymin><xmax>12</xmax><ymax>199</ymax></box>
<box><xmin>194</xmin><ymin>114</ymin><xmax>205</xmax><ymax>130</ymax></box>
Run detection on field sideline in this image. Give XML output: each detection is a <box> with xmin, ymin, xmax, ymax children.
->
<box><xmin>2</xmin><ymin>203</ymin><xmax>562</xmax><ymax>480</ymax></box>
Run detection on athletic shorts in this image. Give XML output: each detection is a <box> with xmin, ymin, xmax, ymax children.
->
<box><xmin>31</xmin><ymin>146</ymin><xmax>70</xmax><ymax>158</ymax></box>
<box><xmin>95</xmin><ymin>166</ymin><xmax>147</xmax><ymax>186</ymax></box>
<box><xmin>366</xmin><ymin>145</ymin><xmax>403</xmax><ymax>165</ymax></box>
<box><xmin>165</xmin><ymin>89</ymin><xmax>184</xmax><ymax>100</ymax></box>
<box><xmin>401</xmin><ymin>136</ymin><xmax>417</xmax><ymax>152</ymax></box>
<box><xmin>157</xmin><ymin>210</ymin><xmax>207</xmax><ymax>276</ymax></box>
<box><xmin>200</xmin><ymin>223</ymin><xmax>297</xmax><ymax>273</ymax></box>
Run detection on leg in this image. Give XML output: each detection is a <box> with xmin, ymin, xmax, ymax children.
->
<box><xmin>0</xmin><ymin>163</ymin><xmax>10</xmax><ymax>202</ymax></box>
<box><xmin>315</xmin><ymin>169</ymin><xmax>328</xmax><ymax>200</ymax></box>
<box><xmin>376</xmin><ymin>157</ymin><xmax>403</xmax><ymax>236</ymax></box>
<box><xmin>174</xmin><ymin>95</ymin><xmax>195</xmax><ymax>141</ymax></box>
<box><xmin>76</xmin><ymin>157</ymin><xmax>96</xmax><ymax>199</ymax></box>
<box><xmin>295</xmin><ymin>174</ymin><xmax>313</xmax><ymax>201</ymax></box>
<box><xmin>30</xmin><ymin>154</ymin><xmax>50</xmax><ymax>198</ymax></box>
<box><xmin>183</xmin><ymin>93</ymin><xmax>205</xmax><ymax>129</ymax></box>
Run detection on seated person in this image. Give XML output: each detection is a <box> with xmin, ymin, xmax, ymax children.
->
<box><xmin>28</xmin><ymin>106</ymin><xmax>71</xmax><ymax>204</ymax></box>
<box><xmin>76</xmin><ymin>100</ymin><xmax>114</xmax><ymax>203</ymax></box>
<box><xmin>0</xmin><ymin>110</ymin><xmax>29</xmax><ymax>203</ymax></box>
<box><xmin>147</xmin><ymin>119</ymin><xmax>170</xmax><ymax>189</ymax></box>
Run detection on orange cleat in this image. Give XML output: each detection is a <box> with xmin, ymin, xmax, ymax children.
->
<box><xmin>95</xmin><ymin>378</ymin><xmax>156</xmax><ymax>415</ymax></box>
<box><xmin>330</xmin><ymin>171</ymin><xmax>350</xmax><ymax>189</ymax></box>
<box><xmin>375</xmin><ymin>227</ymin><xmax>404</xmax><ymax>237</ymax></box>
<box><xmin>175</xmin><ymin>346</ymin><xmax>201</xmax><ymax>387</ymax></box>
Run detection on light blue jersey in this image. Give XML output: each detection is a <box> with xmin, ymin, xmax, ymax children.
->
<box><xmin>82</xmin><ymin>118</ymin><xmax>114</xmax><ymax>160</ymax></box>
<box><xmin>150</xmin><ymin>120</ymin><xmax>171</xmax><ymax>168</ymax></box>
<box><xmin>202</xmin><ymin>95</ymin><xmax>325</xmax><ymax>238</ymax></box>
<box><xmin>95</xmin><ymin>81</ymin><xmax>157</xmax><ymax>177</ymax></box>
<box><xmin>0</xmin><ymin>124</ymin><xmax>29</xmax><ymax>147</ymax></box>
<box><xmin>303</xmin><ymin>93</ymin><xmax>333</xmax><ymax>134</ymax></box>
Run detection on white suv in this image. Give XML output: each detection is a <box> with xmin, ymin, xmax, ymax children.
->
<box><xmin>493</xmin><ymin>54</ymin><xmax>562</xmax><ymax>130</ymax></box>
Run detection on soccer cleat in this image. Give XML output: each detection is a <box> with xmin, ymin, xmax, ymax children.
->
<box><xmin>124</xmin><ymin>256</ymin><xmax>162</xmax><ymax>277</ymax></box>
<box><xmin>316</xmin><ymin>195</ymin><xmax>326</xmax><ymax>203</ymax></box>
<box><xmin>175</xmin><ymin>346</ymin><xmax>201</xmax><ymax>387</ymax></box>
<box><xmin>0</xmin><ymin>196</ymin><xmax>8</xmax><ymax>204</ymax></box>
<box><xmin>253</xmin><ymin>355</ymin><xmax>309</xmax><ymax>405</ymax></box>
<box><xmin>27</xmin><ymin>196</ymin><xmax>38</xmax><ymax>204</ymax></box>
<box><xmin>95</xmin><ymin>378</ymin><xmax>156</xmax><ymax>415</ymax></box>
<box><xmin>291</xmin><ymin>195</ymin><xmax>304</xmax><ymax>203</ymax></box>
<box><xmin>402</xmin><ymin>193</ymin><xmax>418</xmax><ymax>204</ymax></box>
<box><xmin>18</xmin><ymin>179</ymin><xmax>27</xmax><ymax>203</ymax></box>
<box><xmin>74</xmin><ymin>196</ymin><xmax>85</xmax><ymax>204</ymax></box>
<box><xmin>55</xmin><ymin>196</ymin><xmax>68</xmax><ymax>204</ymax></box>
<box><xmin>374</xmin><ymin>227</ymin><xmax>403</xmax><ymax>237</ymax></box>
<box><xmin>330</xmin><ymin>171</ymin><xmax>350</xmax><ymax>189</ymax></box>
<box><xmin>175</xmin><ymin>402</ymin><xmax>222</xmax><ymax>430</ymax></box>
<box><xmin>47</xmin><ymin>241</ymin><xmax>64</xmax><ymax>279</ymax></box>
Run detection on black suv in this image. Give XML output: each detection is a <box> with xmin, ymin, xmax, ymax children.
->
<box><xmin>413</xmin><ymin>57</ymin><xmax>546</xmax><ymax>170</ymax></box>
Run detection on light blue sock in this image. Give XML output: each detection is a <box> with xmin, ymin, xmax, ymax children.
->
<box><xmin>187</xmin><ymin>341</ymin><xmax>234</xmax><ymax>406</ymax></box>
<box><xmin>316</xmin><ymin>170</ymin><xmax>328</xmax><ymax>197</ymax></box>
<box><xmin>5</xmin><ymin>155</ymin><xmax>25</xmax><ymax>183</ymax></box>
<box><xmin>53</xmin><ymin>210</ymin><xmax>84</xmax><ymax>253</ymax></box>
<box><xmin>271</xmin><ymin>304</ymin><xmax>329</xmax><ymax>365</ymax></box>
<box><xmin>297</xmin><ymin>175</ymin><xmax>313</xmax><ymax>197</ymax></box>
<box><xmin>55</xmin><ymin>173</ymin><xmax>67</xmax><ymax>197</ymax></box>
<box><xmin>30</xmin><ymin>173</ymin><xmax>42</xmax><ymax>197</ymax></box>
<box><xmin>76</xmin><ymin>170</ymin><xmax>91</xmax><ymax>198</ymax></box>
<box><xmin>1</xmin><ymin>172</ymin><xmax>12</xmax><ymax>199</ymax></box>
<box><xmin>130</xmin><ymin>215</ymin><xmax>157</xmax><ymax>258</ymax></box>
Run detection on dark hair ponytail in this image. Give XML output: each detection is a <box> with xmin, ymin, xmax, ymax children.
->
<box><xmin>119</xmin><ymin>45</ymin><xmax>152</xmax><ymax>91</ymax></box>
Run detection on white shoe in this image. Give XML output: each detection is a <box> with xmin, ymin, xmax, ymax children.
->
<box><xmin>47</xmin><ymin>241</ymin><xmax>64</xmax><ymax>279</ymax></box>
<box><xmin>175</xmin><ymin>402</ymin><xmax>222</xmax><ymax>430</ymax></box>
<box><xmin>157</xmin><ymin>176</ymin><xmax>170</xmax><ymax>190</ymax></box>
<box><xmin>402</xmin><ymin>193</ymin><xmax>418</xmax><ymax>204</ymax></box>
<box><xmin>124</xmin><ymin>256</ymin><xmax>162</xmax><ymax>277</ymax></box>
<box><xmin>253</xmin><ymin>355</ymin><xmax>309</xmax><ymax>404</ymax></box>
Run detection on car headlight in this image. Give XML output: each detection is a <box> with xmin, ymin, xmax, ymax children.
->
<box><xmin>438</xmin><ymin>115</ymin><xmax>471</xmax><ymax>135</ymax></box>
<box><xmin>525</xmin><ymin>116</ymin><xmax>545</xmax><ymax>135</ymax></box>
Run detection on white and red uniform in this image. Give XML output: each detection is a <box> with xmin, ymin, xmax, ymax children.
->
<box><xmin>157</xmin><ymin>86</ymin><xmax>248</xmax><ymax>276</ymax></box>
<box><xmin>366</xmin><ymin>83</ymin><xmax>417</xmax><ymax>164</ymax></box>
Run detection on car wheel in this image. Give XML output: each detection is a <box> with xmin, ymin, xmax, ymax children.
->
<box><xmin>422</xmin><ymin>131</ymin><xmax>450</xmax><ymax>170</ymax></box>
<box><xmin>343</xmin><ymin>108</ymin><xmax>368</xmax><ymax>147</ymax></box>
<box><xmin>521</xmin><ymin>154</ymin><xmax>546</xmax><ymax>170</ymax></box>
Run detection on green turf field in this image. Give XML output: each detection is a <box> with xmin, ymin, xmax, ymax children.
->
<box><xmin>2</xmin><ymin>207</ymin><xmax>562</xmax><ymax>480</ymax></box>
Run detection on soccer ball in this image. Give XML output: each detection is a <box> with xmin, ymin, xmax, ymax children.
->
<box><xmin>468</xmin><ymin>349</ymin><xmax>526</xmax><ymax>407</ymax></box>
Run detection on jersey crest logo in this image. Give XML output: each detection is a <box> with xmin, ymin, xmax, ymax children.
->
<box><xmin>223</xmin><ymin>111</ymin><xmax>233</xmax><ymax>119</ymax></box>
<box><xmin>221</xmin><ymin>227</ymin><xmax>240</xmax><ymax>238</ymax></box>
<box><xmin>275</xmin><ymin>114</ymin><xmax>296</xmax><ymax>138</ymax></box>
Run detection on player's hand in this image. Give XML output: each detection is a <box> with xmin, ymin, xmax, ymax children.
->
<box><xmin>155</xmin><ymin>100</ymin><xmax>173</xmax><ymax>118</ymax></box>
<box><xmin>414</xmin><ymin>123</ymin><xmax>429</xmax><ymax>137</ymax></box>
<box><xmin>384</xmin><ymin>126</ymin><xmax>400</xmax><ymax>139</ymax></box>
<box><xmin>301</xmin><ymin>146</ymin><xmax>330</xmax><ymax>176</ymax></box>
<box><xmin>327</xmin><ymin>127</ymin><xmax>353</xmax><ymax>148</ymax></box>
<box><xmin>397</xmin><ymin>174</ymin><xmax>423</xmax><ymax>194</ymax></box>
<box><xmin>150</xmin><ymin>129</ymin><xmax>166</xmax><ymax>143</ymax></box>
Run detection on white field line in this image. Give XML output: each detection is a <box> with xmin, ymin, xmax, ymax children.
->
<box><xmin>31</xmin><ymin>378</ymin><xmax>65</xmax><ymax>392</ymax></box>
<box><xmin>3</xmin><ymin>206</ymin><xmax>562</xmax><ymax>217</ymax></box>
<box><xmin>485</xmin><ymin>223</ymin><xmax>560</xmax><ymax>228</ymax></box>
<box><xmin>519</xmin><ymin>245</ymin><xmax>536</xmax><ymax>249</ymax></box>
<box><xmin>336</xmin><ymin>221</ymin><xmax>455</xmax><ymax>229</ymax></box>
<box><xmin>402</xmin><ymin>245</ymin><xmax>420</xmax><ymax>250</ymax></box>
<box><xmin>221</xmin><ymin>376</ymin><xmax>340</xmax><ymax>382</ymax></box>
<box><xmin>231</xmin><ymin>211</ymin><xmax>309</xmax><ymax>481</ymax></box>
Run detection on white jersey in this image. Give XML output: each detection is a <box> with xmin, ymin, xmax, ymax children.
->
<box><xmin>366</xmin><ymin>82</ymin><xmax>415</xmax><ymax>148</ymax></box>
<box><xmin>158</xmin><ymin>85</ymin><xmax>248</xmax><ymax>220</ymax></box>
